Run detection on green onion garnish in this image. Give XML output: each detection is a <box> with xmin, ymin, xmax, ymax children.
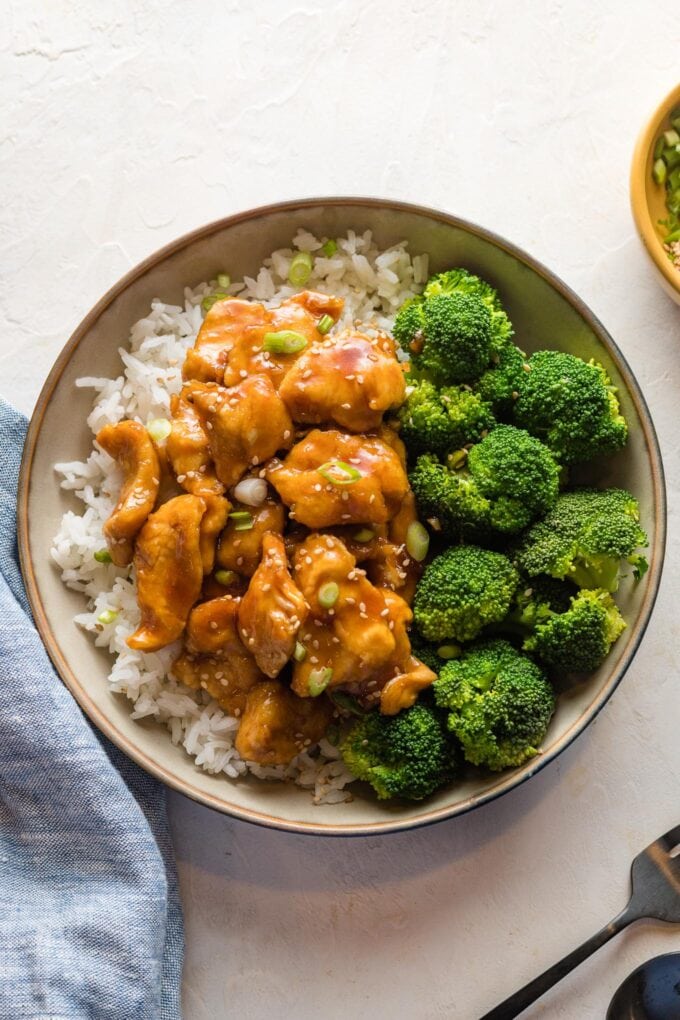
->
<box><xmin>436</xmin><ymin>644</ymin><xmax>461</xmax><ymax>660</ymax></box>
<box><xmin>294</xmin><ymin>641</ymin><xmax>307</xmax><ymax>662</ymax></box>
<box><xmin>352</xmin><ymin>528</ymin><xmax>375</xmax><ymax>543</ymax></box>
<box><xmin>216</xmin><ymin>273</ymin><xmax>231</xmax><ymax>288</ymax></box>
<box><xmin>329</xmin><ymin>690</ymin><xmax>365</xmax><ymax>716</ymax></box>
<box><xmin>262</xmin><ymin>330</ymin><xmax>308</xmax><ymax>355</ymax></box>
<box><xmin>653</xmin><ymin>158</ymin><xmax>667</xmax><ymax>185</ymax></box>
<box><xmin>215</xmin><ymin>569</ymin><xmax>237</xmax><ymax>586</ymax></box>
<box><xmin>228</xmin><ymin>511</ymin><xmax>252</xmax><ymax>521</ymax></box>
<box><xmin>288</xmin><ymin>251</ymin><xmax>313</xmax><ymax>286</ymax></box>
<box><xmin>317</xmin><ymin>314</ymin><xmax>334</xmax><ymax>335</ymax></box>
<box><xmin>228</xmin><ymin>510</ymin><xmax>254</xmax><ymax>532</ymax></box>
<box><xmin>308</xmin><ymin>667</ymin><xmax>333</xmax><ymax>696</ymax></box>
<box><xmin>97</xmin><ymin>609</ymin><xmax>118</xmax><ymax>625</ymax></box>
<box><xmin>406</xmin><ymin>521</ymin><xmax>430</xmax><ymax>562</ymax></box>
<box><xmin>94</xmin><ymin>549</ymin><xmax>113</xmax><ymax>564</ymax></box>
<box><xmin>664</xmin><ymin>129</ymin><xmax>680</xmax><ymax>148</ymax></box>
<box><xmin>201</xmin><ymin>291</ymin><xmax>230</xmax><ymax>312</ymax></box>
<box><xmin>318</xmin><ymin>581</ymin><xmax>339</xmax><ymax>609</ymax></box>
<box><xmin>146</xmin><ymin>418</ymin><xmax>172</xmax><ymax>443</ymax></box>
<box><xmin>317</xmin><ymin>460</ymin><xmax>362</xmax><ymax>486</ymax></box>
<box><xmin>321</xmin><ymin>239</ymin><xmax>338</xmax><ymax>257</ymax></box>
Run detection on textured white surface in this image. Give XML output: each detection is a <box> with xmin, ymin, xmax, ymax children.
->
<box><xmin>3</xmin><ymin>2</ymin><xmax>680</xmax><ymax>1017</ymax></box>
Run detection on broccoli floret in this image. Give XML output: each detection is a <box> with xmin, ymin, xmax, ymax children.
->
<box><xmin>514</xmin><ymin>350</ymin><xmax>628</xmax><ymax>464</ymax></box>
<box><xmin>393</xmin><ymin>291</ymin><xmax>493</xmax><ymax>386</ymax></box>
<box><xmin>396</xmin><ymin>378</ymin><xmax>495</xmax><ymax>459</ymax></box>
<box><xmin>413</xmin><ymin>545</ymin><xmax>519</xmax><ymax>643</ymax></box>
<box><xmin>408</xmin><ymin>426</ymin><xmax>560</xmax><ymax>539</ymax></box>
<box><xmin>518</xmin><ymin>585</ymin><xmax>626</xmax><ymax>673</ymax></box>
<box><xmin>434</xmin><ymin>638</ymin><xmax>555</xmax><ymax>771</ymax></box>
<box><xmin>339</xmin><ymin>703</ymin><xmax>461</xmax><ymax>801</ymax></box>
<box><xmin>475</xmin><ymin>337</ymin><xmax>527</xmax><ymax>416</ymax></box>
<box><xmin>424</xmin><ymin>268</ymin><xmax>514</xmax><ymax>351</ymax></box>
<box><xmin>513</xmin><ymin>488</ymin><xmax>648</xmax><ymax>592</ymax></box>
<box><xmin>466</xmin><ymin>425</ymin><xmax>560</xmax><ymax>533</ymax></box>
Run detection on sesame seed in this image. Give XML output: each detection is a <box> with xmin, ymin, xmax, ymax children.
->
<box><xmin>210</xmin><ymin>621</ymin><xmax>219</xmax><ymax>629</ymax></box>
<box><xmin>240</xmin><ymin>369</ymin><xmax>248</xmax><ymax>378</ymax></box>
<box><xmin>283</xmin><ymin>430</ymin><xmax>291</xmax><ymax>440</ymax></box>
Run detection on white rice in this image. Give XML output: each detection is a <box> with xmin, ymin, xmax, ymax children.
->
<box><xmin>51</xmin><ymin>228</ymin><xmax>428</xmax><ymax>804</ymax></box>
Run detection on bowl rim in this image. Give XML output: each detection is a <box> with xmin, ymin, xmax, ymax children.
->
<box><xmin>17</xmin><ymin>196</ymin><xmax>667</xmax><ymax>836</ymax></box>
<box><xmin>630</xmin><ymin>82</ymin><xmax>680</xmax><ymax>296</ymax></box>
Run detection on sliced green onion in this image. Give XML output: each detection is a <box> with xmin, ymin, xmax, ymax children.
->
<box><xmin>234</xmin><ymin>520</ymin><xmax>254</xmax><ymax>532</ymax></box>
<box><xmin>262</xmin><ymin>330</ymin><xmax>308</xmax><ymax>355</ymax></box>
<box><xmin>329</xmin><ymin>690</ymin><xmax>365</xmax><ymax>716</ymax></box>
<box><xmin>216</xmin><ymin>273</ymin><xmax>231</xmax><ymax>288</ymax></box>
<box><xmin>288</xmin><ymin>251</ymin><xmax>313</xmax><ymax>286</ymax></box>
<box><xmin>294</xmin><ymin>641</ymin><xmax>307</xmax><ymax>662</ymax></box>
<box><xmin>146</xmin><ymin>418</ymin><xmax>172</xmax><ymax>443</ymax></box>
<box><xmin>94</xmin><ymin>549</ymin><xmax>112</xmax><ymax>564</ymax></box>
<box><xmin>352</xmin><ymin>527</ymin><xmax>375</xmax><ymax>543</ymax></box>
<box><xmin>308</xmin><ymin>667</ymin><xmax>333</xmax><ymax>696</ymax></box>
<box><xmin>215</xmin><ymin>569</ymin><xmax>237</xmax><ymax>586</ymax></box>
<box><xmin>654</xmin><ymin>135</ymin><xmax>667</xmax><ymax>160</ymax></box>
<box><xmin>97</xmin><ymin>609</ymin><xmax>118</xmax><ymax>625</ymax></box>
<box><xmin>317</xmin><ymin>460</ymin><xmax>362</xmax><ymax>486</ymax></box>
<box><xmin>653</xmin><ymin>158</ymin><xmax>667</xmax><ymax>185</ymax></box>
<box><xmin>664</xmin><ymin>129</ymin><xmax>680</xmax><ymax>148</ymax></box>
<box><xmin>317</xmin><ymin>314</ymin><xmax>334</xmax><ymax>335</ymax></box>
<box><xmin>321</xmin><ymin>239</ymin><xmax>338</xmax><ymax>257</ymax></box>
<box><xmin>318</xmin><ymin>581</ymin><xmax>339</xmax><ymax>609</ymax></box>
<box><xmin>201</xmin><ymin>291</ymin><xmax>230</xmax><ymax>312</ymax></box>
<box><xmin>406</xmin><ymin>521</ymin><xmax>430</xmax><ymax>562</ymax></box>
<box><xmin>436</xmin><ymin>644</ymin><xmax>461</xmax><ymax>660</ymax></box>
<box><xmin>228</xmin><ymin>510</ymin><xmax>254</xmax><ymax>532</ymax></box>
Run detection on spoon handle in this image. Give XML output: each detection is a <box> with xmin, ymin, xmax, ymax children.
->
<box><xmin>479</xmin><ymin>907</ymin><xmax>636</xmax><ymax>1019</ymax></box>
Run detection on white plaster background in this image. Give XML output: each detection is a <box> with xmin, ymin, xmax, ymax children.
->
<box><xmin>2</xmin><ymin>2</ymin><xmax>680</xmax><ymax>1017</ymax></box>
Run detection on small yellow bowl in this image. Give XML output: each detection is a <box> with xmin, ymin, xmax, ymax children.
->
<box><xmin>630</xmin><ymin>82</ymin><xmax>680</xmax><ymax>304</ymax></box>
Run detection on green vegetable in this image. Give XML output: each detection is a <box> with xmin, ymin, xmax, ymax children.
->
<box><xmin>216</xmin><ymin>273</ymin><xmax>231</xmax><ymax>288</ymax></box>
<box><xmin>340</xmin><ymin>703</ymin><xmax>461</xmax><ymax>801</ymax></box>
<box><xmin>228</xmin><ymin>510</ymin><xmax>254</xmax><ymax>532</ymax></box>
<box><xmin>201</xmin><ymin>291</ymin><xmax>230</xmax><ymax>312</ymax></box>
<box><xmin>353</xmin><ymin>527</ymin><xmax>375</xmax><ymax>543</ymax></box>
<box><xmin>321</xmin><ymin>239</ymin><xmax>338</xmax><ymax>257</ymax></box>
<box><xmin>396</xmin><ymin>378</ymin><xmax>495</xmax><ymax>459</ymax></box>
<box><xmin>475</xmin><ymin>337</ymin><xmax>527</xmax><ymax>415</ymax></box>
<box><xmin>94</xmin><ymin>549</ymin><xmax>112</xmax><ymax>564</ymax></box>
<box><xmin>288</xmin><ymin>251</ymin><xmax>313</xmax><ymax>286</ymax></box>
<box><xmin>146</xmin><ymin>418</ymin><xmax>172</xmax><ymax>443</ymax></box>
<box><xmin>263</xmin><ymin>330</ymin><xmax>308</xmax><ymax>354</ymax></box>
<box><xmin>317</xmin><ymin>314</ymin><xmax>334</xmax><ymax>335</ymax></box>
<box><xmin>294</xmin><ymin>641</ymin><xmax>307</xmax><ymax>662</ymax></box>
<box><xmin>513</xmin><ymin>350</ymin><xmax>628</xmax><ymax>464</ymax></box>
<box><xmin>409</xmin><ymin>453</ymin><xmax>491</xmax><ymax>542</ymax></box>
<box><xmin>434</xmin><ymin>639</ymin><xmax>555</xmax><ymax>771</ymax></box>
<box><xmin>318</xmin><ymin>581</ymin><xmax>340</xmax><ymax>608</ymax></box>
<box><xmin>393</xmin><ymin>291</ymin><xmax>492</xmax><ymax>386</ymax></box>
<box><xmin>413</xmin><ymin>544</ymin><xmax>519</xmax><ymax>643</ymax></box>
<box><xmin>436</xmin><ymin>644</ymin><xmax>461</xmax><ymax>660</ymax></box>
<box><xmin>317</xmin><ymin>460</ymin><xmax>362</xmax><ymax>485</ymax></box>
<box><xmin>653</xmin><ymin>158</ymin><xmax>667</xmax><ymax>185</ymax></box>
<box><xmin>214</xmin><ymin>569</ymin><xmax>237</xmax><ymax>586</ymax></box>
<box><xmin>97</xmin><ymin>609</ymin><xmax>119</xmax><ymax>625</ymax></box>
<box><xmin>308</xmin><ymin>667</ymin><xmax>333</xmax><ymax>696</ymax></box>
<box><xmin>329</xmin><ymin>690</ymin><xmax>366</xmax><ymax>716</ymax></box>
<box><xmin>513</xmin><ymin>488</ymin><xmax>648</xmax><ymax>592</ymax></box>
<box><xmin>406</xmin><ymin>520</ymin><xmax>430</xmax><ymax>562</ymax></box>
<box><xmin>651</xmin><ymin>121</ymin><xmax>680</xmax><ymax>246</ymax></box>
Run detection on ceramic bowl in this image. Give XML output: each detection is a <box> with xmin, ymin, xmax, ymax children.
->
<box><xmin>630</xmin><ymin>82</ymin><xmax>680</xmax><ymax>304</ymax></box>
<box><xmin>18</xmin><ymin>198</ymin><xmax>666</xmax><ymax>835</ymax></box>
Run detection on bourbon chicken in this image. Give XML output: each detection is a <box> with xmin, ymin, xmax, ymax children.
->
<box><xmin>97</xmin><ymin>285</ymin><xmax>433</xmax><ymax>768</ymax></box>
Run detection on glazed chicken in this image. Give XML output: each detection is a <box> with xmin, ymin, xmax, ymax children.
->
<box><xmin>127</xmin><ymin>494</ymin><xmax>206</xmax><ymax>651</ymax></box>
<box><xmin>183</xmin><ymin>290</ymin><xmax>344</xmax><ymax>389</ymax></box>
<box><xmin>216</xmin><ymin>498</ymin><xmax>286</xmax><ymax>577</ymax></box>
<box><xmin>166</xmin><ymin>391</ymin><xmax>224</xmax><ymax>497</ymax></box>
<box><xmin>238</xmin><ymin>533</ymin><xmax>309</xmax><ymax>678</ymax></box>
<box><xmin>198</xmin><ymin>494</ymin><xmax>231</xmax><ymax>574</ymax></box>
<box><xmin>97</xmin><ymin>420</ymin><xmax>160</xmax><ymax>567</ymax></box>
<box><xmin>172</xmin><ymin>595</ymin><xmax>264</xmax><ymax>715</ymax></box>
<box><xmin>266</xmin><ymin>428</ymin><xmax>410</xmax><ymax>529</ymax></box>
<box><xmin>234</xmin><ymin>679</ymin><xmax>333</xmax><ymax>765</ymax></box>
<box><xmin>189</xmin><ymin>376</ymin><xmax>293</xmax><ymax>488</ymax></box>
<box><xmin>279</xmin><ymin>329</ymin><xmax>406</xmax><ymax>432</ymax></box>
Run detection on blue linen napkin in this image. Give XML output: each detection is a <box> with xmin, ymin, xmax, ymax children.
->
<box><xmin>0</xmin><ymin>399</ymin><xmax>184</xmax><ymax>1020</ymax></box>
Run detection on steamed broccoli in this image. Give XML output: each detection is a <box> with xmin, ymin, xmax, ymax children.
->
<box><xmin>393</xmin><ymin>291</ymin><xmax>493</xmax><ymax>386</ymax></box>
<box><xmin>423</xmin><ymin>268</ymin><xmax>514</xmax><ymax>351</ymax></box>
<box><xmin>514</xmin><ymin>350</ymin><xmax>628</xmax><ymax>464</ymax></box>
<box><xmin>433</xmin><ymin>639</ymin><xmax>555</xmax><ymax>771</ymax></box>
<box><xmin>475</xmin><ymin>337</ymin><xmax>527</xmax><ymax>416</ymax></box>
<box><xmin>396</xmin><ymin>378</ymin><xmax>496</xmax><ymax>459</ymax></box>
<box><xmin>513</xmin><ymin>488</ymin><xmax>648</xmax><ymax>592</ymax></box>
<box><xmin>512</xmin><ymin>582</ymin><xmax>627</xmax><ymax>673</ymax></box>
<box><xmin>339</xmin><ymin>703</ymin><xmax>461</xmax><ymax>801</ymax></box>
<box><xmin>408</xmin><ymin>426</ymin><xmax>560</xmax><ymax>539</ymax></box>
<box><xmin>413</xmin><ymin>545</ymin><xmax>519</xmax><ymax>643</ymax></box>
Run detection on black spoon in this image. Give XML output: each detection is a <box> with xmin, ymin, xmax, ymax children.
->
<box><xmin>607</xmin><ymin>954</ymin><xmax>680</xmax><ymax>1020</ymax></box>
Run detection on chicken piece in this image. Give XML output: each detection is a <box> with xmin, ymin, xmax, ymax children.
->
<box><xmin>127</xmin><ymin>494</ymin><xmax>206</xmax><ymax>651</ymax></box>
<box><xmin>238</xmin><ymin>533</ymin><xmax>309</xmax><ymax>678</ymax></box>
<box><xmin>216</xmin><ymin>498</ymin><xmax>286</xmax><ymax>577</ymax></box>
<box><xmin>267</xmin><ymin>428</ymin><xmax>409</xmax><ymax>529</ymax></box>
<box><xmin>185</xmin><ymin>593</ymin><xmax>243</xmax><ymax>653</ymax></box>
<box><xmin>199</xmin><ymin>494</ymin><xmax>231</xmax><ymax>574</ymax></box>
<box><xmin>291</xmin><ymin>534</ymin><xmax>398</xmax><ymax>696</ymax></box>
<box><xmin>189</xmin><ymin>376</ymin><xmax>293</xmax><ymax>488</ymax></box>
<box><xmin>96</xmin><ymin>420</ymin><xmax>161</xmax><ymax>567</ymax></box>
<box><xmin>183</xmin><ymin>291</ymin><xmax>344</xmax><ymax>388</ymax></box>
<box><xmin>234</xmin><ymin>680</ymin><xmax>333</xmax><ymax>765</ymax></box>
<box><xmin>279</xmin><ymin>329</ymin><xmax>406</xmax><ymax>432</ymax></box>
<box><xmin>379</xmin><ymin>656</ymin><xmax>438</xmax><ymax>716</ymax></box>
<box><xmin>363</xmin><ymin>491</ymin><xmax>422</xmax><ymax>604</ymax></box>
<box><xmin>166</xmin><ymin>391</ymin><xmax>224</xmax><ymax>497</ymax></box>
